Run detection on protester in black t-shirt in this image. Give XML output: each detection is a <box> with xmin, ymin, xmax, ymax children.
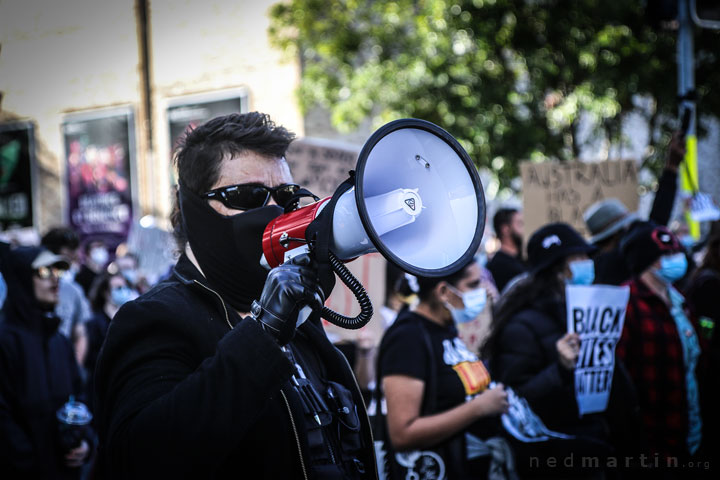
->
<box><xmin>486</xmin><ymin>208</ymin><xmax>527</xmax><ymax>292</ymax></box>
<box><xmin>377</xmin><ymin>260</ymin><xmax>511</xmax><ymax>479</ymax></box>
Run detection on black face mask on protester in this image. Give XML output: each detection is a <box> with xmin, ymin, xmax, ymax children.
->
<box><xmin>178</xmin><ymin>184</ymin><xmax>283</xmax><ymax>312</ymax></box>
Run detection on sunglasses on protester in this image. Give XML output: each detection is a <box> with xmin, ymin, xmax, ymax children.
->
<box><xmin>34</xmin><ymin>266</ymin><xmax>67</xmax><ymax>280</ymax></box>
<box><xmin>202</xmin><ymin>183</ymin><xmax>301</xmax><ymax>211</ymax></box>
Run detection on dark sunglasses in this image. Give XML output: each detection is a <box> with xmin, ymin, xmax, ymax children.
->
<box><xmin>34</xmin><ymin>266</ymin><xmax>67</xmax><ymax>280</ymax></box>
<box><xmin>202</xmin><ymin>183</ymin><xmax>301</xmax><ymax>211</ymax></box>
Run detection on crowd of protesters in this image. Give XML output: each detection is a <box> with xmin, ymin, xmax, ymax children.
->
<box><xmin>0</xmin><ymin>112</ymin><xmax>717</xmax><ymax>480</ymax></box>
<box><xmin>368</xmin><ymin>131</ymin><xmax>718</xmax><ymax>479</ymax></box>
<box><xmin>0</xmin><ymin>229</ymin><xmax>144</xmax><ymax>479</ymax></box>
<box><xmin>372</xmin><ymin>218</ymin><xmax>718</xmax><ymax>479</ymax></box>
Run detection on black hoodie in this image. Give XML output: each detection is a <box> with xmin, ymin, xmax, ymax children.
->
<box><xmin>0</xmin><ymin>246</ymin><xmax>86</xmax><ymax>479</ymax></box>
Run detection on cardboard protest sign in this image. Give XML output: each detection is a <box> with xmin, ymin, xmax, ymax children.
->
<box><xmin>521</xmin><ymin>160</ymin><xmax>638</xmax><ymax>240</ymax></box>
<box><xmin>566</xmin><ymin>285</ymin><xmax>630</xmax><ymax>415</ymax></box>
<box><xmin>126</xmin><ymin>219</ymin><xmax>177</xmax><ymax>285</ymax></box>
<box><xmin>285</xmin><ymin>138</ymin><xmax>388</xmax><ymax>345</ymax></box>
<box><xmin>285</xmin><ymin>137</ymin><xmax>361</xmax><ymax>198</ymax></box>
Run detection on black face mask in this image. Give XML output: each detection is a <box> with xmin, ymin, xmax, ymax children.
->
<box><xmin>178</xmin><ymin>184</ymin><xmax>283</xmax><ymax>312</ymax></box>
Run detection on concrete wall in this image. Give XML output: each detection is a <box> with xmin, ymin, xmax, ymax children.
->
<box><xmin>0</xmin><ymin>0</ymin><xmax>143</xmax><ymax>232</ymax></box>
<box><xmin>0</xmin><ymin>0</ymin><xmax>302</xmax><ymax>235</ymax></box>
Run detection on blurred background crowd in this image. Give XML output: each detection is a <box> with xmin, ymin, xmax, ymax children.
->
<box><xmin>1</xmin><ymin>0</ymin><xmax>719</xmax><ymax>478</ymax></box>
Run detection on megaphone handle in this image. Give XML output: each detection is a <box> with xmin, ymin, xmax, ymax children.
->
<box><xmin>320</xmin><ymin>251</ymin><xmax>374</xmax><ymax>330</ymax></box>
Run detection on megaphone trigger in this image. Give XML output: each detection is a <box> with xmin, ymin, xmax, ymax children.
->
<box><xmin>283</xmin><ymin>245</ymin><xmax>311</xmax><ymax>264</ymax></box>
<box><xmin>296</xmin><ymin>305</ymin><xmax>313</xmax><ymax>328</ymax></box>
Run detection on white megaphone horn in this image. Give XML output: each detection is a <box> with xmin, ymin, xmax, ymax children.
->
<box><xmin>261</xmin><ymin>118</ymin><xmax>486</xmax><ymax>329</ymax></box>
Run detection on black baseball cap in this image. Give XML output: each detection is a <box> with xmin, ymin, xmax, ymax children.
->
<box><xmin>527</xmin><ymin>223</ymin><xmax>596</xmax><ymax>274</ymax></box>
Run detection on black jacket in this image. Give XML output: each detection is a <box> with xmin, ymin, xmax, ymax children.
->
<box><xmin>94</xmin><ymin>254</ymin><xmax>377</xmax><ymax>479</ymax></box>
<box><xmin>0</xmin><ymin>247</ymin><xmax>87</xmax><ymax>480</ymax></box>
<box><xmin>490</xmin><ymin>295</ymin><xmax>580</xmax><ymax>429</ymax></box>
<box><xmin>84</xmin><ymin>310</ymin><xmax>111</xmax><ymax>413</ymax></box>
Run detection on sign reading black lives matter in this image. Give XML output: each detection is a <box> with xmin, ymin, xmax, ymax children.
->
<box><xmin>0</xmin><ymin>122</ymin><xmax>35</xmax><ymax>229</ymax></box>
<box><xmin>63</xmin><ymin>109</ymin><xmax>135</xmax><ymax>249</ymax></box>
<box><xmin>566</xmin><ymin>285</ymin><xmax>630</xmax><ymax>415</ymax></box>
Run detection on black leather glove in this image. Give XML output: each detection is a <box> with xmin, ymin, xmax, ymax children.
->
<box><xmin>250</xmin><ymin>254</ymin><xmax>324</xmax><ymax>345</ymax></box>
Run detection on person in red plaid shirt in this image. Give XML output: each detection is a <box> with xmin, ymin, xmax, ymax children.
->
<box><xmin>618</xmin><ymin>222</ymin><xmax>705</xmax><ymax>463</ymax></box>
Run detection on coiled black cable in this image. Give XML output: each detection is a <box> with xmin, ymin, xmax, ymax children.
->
<box><xmin>320</xmin><ymin>251</ymin><xmax>374</xmax><ymax>329</ymax></box>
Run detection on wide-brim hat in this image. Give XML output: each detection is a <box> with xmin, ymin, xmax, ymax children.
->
<box><xmin>527</xmin><ymin>223</ymin><xmax>596</xmax><ymax>274</ymax></box>
<box><xmin>584</xmin><ymin>198</ymin><xmax>639</xmax><ymax>244</ymax></box>
<box><xmin>31</xmin><ymin>250</ymin><xmax>70</xmax><ymax>270</ymax></box>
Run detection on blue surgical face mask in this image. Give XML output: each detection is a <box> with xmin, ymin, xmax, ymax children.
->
<box><xmin>121</xmin><ymin>268</ymin><xmax>138</xmax><ymax>286</ymax></box>
<box><xmin>679</xmin><ymin>235</ymin><xmax>694</xmax><ymax>251</ymax></box>
<box><xmin>655</xmin><ymin>252</ymin><xmax>688</xmax><ymax>283</ymax></box>
<box><xmin>110</xmin><ymin>286</ymin><xmax>138</xmax><ymax>307</ymax></box>
<box><xmin>0</xmin><ymin>272</ymin><xmax>6</xmax><ymax>309</ymax></box>
<box><xmin>90</xmin><ymin>247</ymin><xmax>109</xmax><ymax>267</ymax></box>
<box><xmin>567</xmin><ymin>259</ymin><xmax>595</xmax><ymax>286</ymax></box>
<box><xmin>446</xmin><ymin>286</ymin><xmax>488</xmax><ymax>324</ymax></box>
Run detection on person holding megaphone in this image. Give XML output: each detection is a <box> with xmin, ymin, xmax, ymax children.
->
<box><xmin>94</xmin><ymin>113</ymin><xmax>376</xmax><ymax>479</ymax></box>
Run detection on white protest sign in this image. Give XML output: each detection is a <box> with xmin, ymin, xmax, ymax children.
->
<box><xmin>566</xmin><ymin>285</ymin><xmax>630</xmax><ymax>416</ymax></box>
<box><xmin>690</xmin><ymin>192</ymin><xmax>720</xmax><ymax>222</ymax></box>
<box><xmin>500</xmin><ymin>384</ymin><xmax>574</xmax><ymax>443</ymax></box>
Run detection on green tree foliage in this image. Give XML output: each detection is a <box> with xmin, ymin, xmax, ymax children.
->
<box><xmin>269</xmin><ymin>0</ymin><xmax>719</xmax><ymax>189</ymax></box>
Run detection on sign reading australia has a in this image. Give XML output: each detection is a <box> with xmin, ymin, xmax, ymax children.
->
<box><xmin>521</xmin><ymin>160</ymin><xmax>638</xmax><ymax>239</ymax></box>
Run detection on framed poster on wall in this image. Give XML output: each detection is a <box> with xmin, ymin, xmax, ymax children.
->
<box><xmin>62</xmin><ymin>107</ymin><xmax>136</xmax><ymax>250</ymax></box>
<box><xmin>0</xmin><ymin>122</ymin><xmax>35</xmax><ymax>230</ymax></box>
<box><xmin>167</xmin><ymin>90</ymin><xmax>247</xmax><ymax>184</ymax></box>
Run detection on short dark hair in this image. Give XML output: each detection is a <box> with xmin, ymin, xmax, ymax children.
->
<box><xmin>88</xmin><ymin>271</ymin><xmax>123</xmax><ymax>313</ymax></box>
<box><xmin>493</xmin><ymin>208</ymin><xmax>518</xmax><ymax>239</ymax></box>
<box><xmin>415</xmin><ymin>260</ymin><xmax>475</xmax><ymax>302</ymax></box>
<box><xmin>170</xmin><ymin>112</ymin><xmax>296</xmax><ymax>249</ymax></box>
<box><xmin>41</xmin><ymin>227</ymin><xmax>79</xmax><ymax>254</ymax></box>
